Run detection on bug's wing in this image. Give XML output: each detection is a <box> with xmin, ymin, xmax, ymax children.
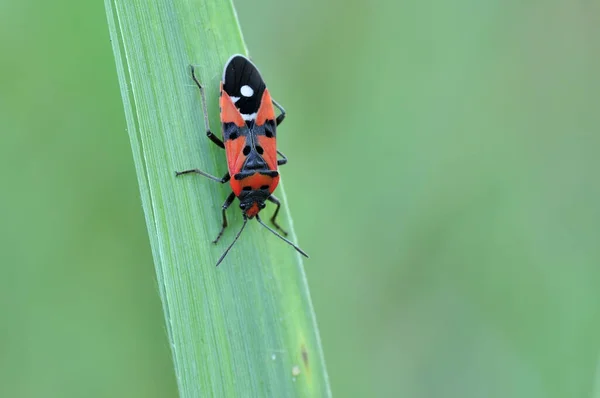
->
<box><xmin>220</xmin><ymin>89</ymin><xmax>247</xmax><ymax>183</ymax></box>
<box><xmin>254</xmin><ymin>89</ymin><xmax>278</xmax><ymax>171</ymax></box>
<box><xmin>222</xmin><ymin>55</ymin><xmax>266</xmax><ymax>118</ymax></box>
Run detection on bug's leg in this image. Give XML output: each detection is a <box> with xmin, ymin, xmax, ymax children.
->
<box><xmin>272</xmin><ymin>99</ymin><xmax>286</xmax><ymax>126</ymax></box>
<box><xmin>276</xmin><ymin>150</ymin><xmax>288</xmax><ymax>166</ymax></box>
<box><xmin>214</xmin><ymin>192</ymin><xmax>236</xmax><ymax>244</ymax></box>
<box><xmin>267</xmin><ymin>194</ymin><xmax>288</xmax><ymax>236</ymax></box>
<box><xmin>190</xmin><ymin>65</ymin><xmax>224</xmax><ymax>149</ymax></box>
<box><xmin>175</xmin><ymin>170</ymin><xmax>230</xmax><ymax>183</ymax></box>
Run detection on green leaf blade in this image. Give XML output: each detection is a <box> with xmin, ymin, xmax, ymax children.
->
<box><xmin>104</xmin><ymin>0</ymin><xmax>331</xmax><ymax>396</ymax></box>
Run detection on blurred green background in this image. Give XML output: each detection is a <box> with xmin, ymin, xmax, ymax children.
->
<box><xmin>2</xmin><ymin>0</ymin><xmax>599</xmax><ymax>397</ymax></box>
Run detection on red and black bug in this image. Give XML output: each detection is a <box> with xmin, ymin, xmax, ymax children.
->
<box><xmin>176</xmin><ymin>55</ymin><xmax>308</xmax><ymax>266</ymax></box>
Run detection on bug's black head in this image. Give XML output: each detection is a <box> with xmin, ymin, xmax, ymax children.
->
<box><xmin>238</xmin><ymin>188</ymin><xmax>270</xmax><ymax>218</ymax></box>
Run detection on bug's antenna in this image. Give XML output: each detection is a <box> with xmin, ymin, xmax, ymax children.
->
<box><xmin>216</xmin><ymin>217</ymin><xmax>248</xmax><ymax>267</ymax></box>
<box><xmin>256</xmin><ymin>214</ymin><xmax>309</xmax><ymax>258</ymax></box>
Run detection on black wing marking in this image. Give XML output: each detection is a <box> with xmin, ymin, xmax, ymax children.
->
<box><xmin>222</xmin><ymin>55</ymin><xmax>266</xmax><ymax>115</ymax></box>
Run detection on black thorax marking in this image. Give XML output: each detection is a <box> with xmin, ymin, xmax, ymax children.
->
<box><xmin>241</xmin><ymin>132</ymin><xmax>267</xmax><ymax>172</ymax></box>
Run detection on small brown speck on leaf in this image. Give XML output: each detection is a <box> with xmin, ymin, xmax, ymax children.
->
<box><xmin>301</xmin><ymin>344</ymin><xmax>309</xmax><ymax>369</ymax></box>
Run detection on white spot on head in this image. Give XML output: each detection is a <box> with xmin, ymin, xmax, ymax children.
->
<box><xmin>241</xmin><ymin>85</ymin><xmax>254</xmax><ymax>97</ymax></box>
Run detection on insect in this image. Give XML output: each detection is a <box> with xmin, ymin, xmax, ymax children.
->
<box><xmin>176</xmin><ymin>55</ymin><xmax>309</xmax><ymax>266</ymax></box>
